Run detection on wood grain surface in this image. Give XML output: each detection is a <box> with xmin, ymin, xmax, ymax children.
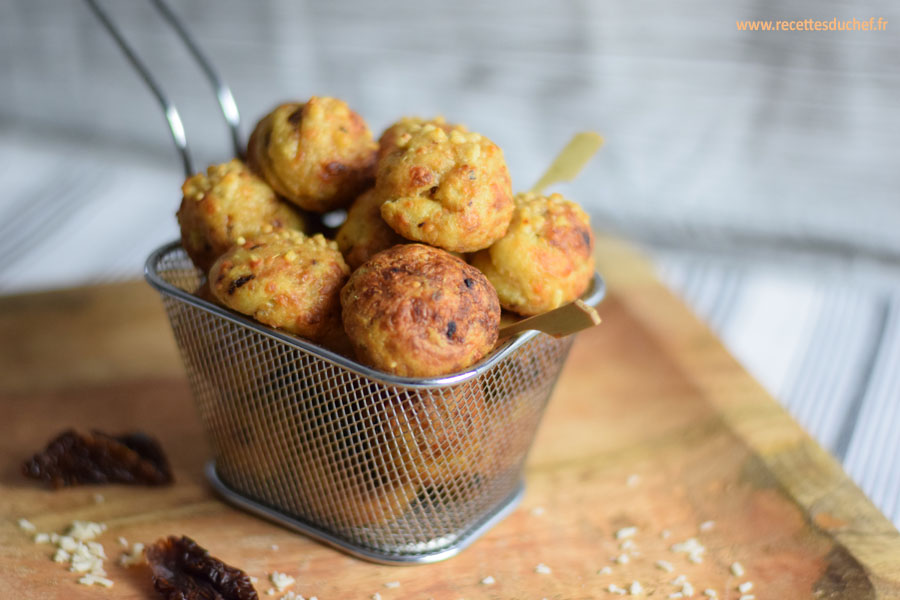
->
<box><xmin>2</xmin><ymin>237</ymin><xmax>899</xmax><ymax>599</ymax></box>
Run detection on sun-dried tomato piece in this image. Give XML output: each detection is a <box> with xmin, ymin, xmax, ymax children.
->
<box><xmin>22</xmin><ymin>429</ymin><xmax>173</xmax><ymax>488</ymax></box>
<box><xmin>146</xmin><ymin>535</ymin><xmax>258</xmax><ymax>600</ymax></box>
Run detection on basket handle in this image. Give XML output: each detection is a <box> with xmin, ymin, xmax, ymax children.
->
<box><xmin>83</xmin><ymin>0</ymin><xmax>244</xmax><ymax>177</ymax></box>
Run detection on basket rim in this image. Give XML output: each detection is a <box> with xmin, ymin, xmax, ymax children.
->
<box><xmin>144</xmin><ymin>240</ymin><xmax>605</xmax><ymax>389</ymax></box>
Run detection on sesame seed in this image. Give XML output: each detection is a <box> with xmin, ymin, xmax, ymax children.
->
<box><xmin>480</xmin><ymin>576</ymin><xmax>495</xmax><ymax>585</ymax></box>
<box><xmin>614</xmin><ymin>554</ymin><xmax>630</xmax><ymax>564</ymax></box>
<box><xmin>738</xmin><ymin>582</ymin><xmax>753</xmax><ymax>593</ymax></box>
<box><xmin>699</xmin><ymin>520</ymin><xmax>714</xmax><ymax>532</ymax></box>
<box><xmin>34</xmin><ymin>533</ymin><xmax>50</xmax><ymax>544</ymax></box>
<box><xmin>704</xmin><ymin>590</ymin><xmax>717</xmax><ymax>597</ymax></box>
<box><xmin>629</xmin><ymin>581</ymin><xmax>644</xmax><ymax>595</ymax></box>
<box><xmin>531</xmin><ymin>506</ymin><xmax>546</xmax><ymax>516</ymax></box>
<box><xmin>598</xmin><ymin>566</ymin><xmax>613</xmax><ymax>575</ymax></box>
<box><xmin>372</xmin><ymin>594</ymin><xmax>382</xmax><ymax>600</ymax></box>
<box><xmin>94</xmin><ymin>494</ymin><xmax>105</xmax><ymax>504</ymax></box>
<box><xmin>18</xmin><ymin>518</ymin><xmax>36</xmax><ymax>532</ymax></box>
<box><xmin>535</xmin><ymin>563</ymin><xmax>552</xmax><ymax>574</ymax></box>
<box><xmin>671</xmin><ymin>575</ymin><xmax>687</xmax><ymax>586</ymax></box>
<box><xmin>616</xmin><ymin>527</ymin><xmax>638</xmax><ymax>540</ymax></box>
<box><xmin>384</xmin><ymin>581</ymin><xmax>400</xmax><ymax>588</ymax></box>
<box><xmin>681</xmin><ymin>582</ymin><xmax>695</xmax><ymax>597</ymax></box>
<box><xmin>620</xmin><ymin>540</ymin><xmax>636</xmax><ymax>551</ymax></box>
<box><xmin>607</xmin><ymin>584</ymin><xmax>627</xmax><ymax>595</ymax></box>
<box><xmin>117</xmin><ymin>537</ymin><xmax>128</xmax><ymax>548</ymax></box>
<box><xmin>270</xmin><ymin>544</ymin><xmax>279</xmax><ymax>551</ymax></box>
<box><xmin>626</xmin><ymin>474</ymin><xmax>641</xmax><ymax>487</ymax></box>
<box><xmin>661</xmin><ymin>529</ymin><xmax>672</xmax><ymax>539</ymax></box>
<box><xmin>53</xmin><ymin>548</ymin><xmax>71</xmax><ymax>563</ymax></box>
<box><xmin>270</xmin><ymin>572</ymin><xmax>295</xmax><ymax>591</ymax></box>
<box><xmin>730</xmin><ymin>562</ymin><xmax>745</xmax><ymax>577</ymax></box>
<box><xmin>739</xmin><ymin>596</ymin><xmax>755</xmax><ymax>600</ymax></box>
<box><xmin>668</xmin><ymin>594</ymin><xmax>684</xmax><ymax>599</ymax></box>
<box><xmin>655</xmin><ymin>560</ymin><xmax>674</xmax><ymax>573</ymax></box>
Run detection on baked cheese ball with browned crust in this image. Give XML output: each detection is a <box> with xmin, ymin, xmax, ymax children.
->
<box><xmin>341</xmin><ymin>244</ymin><xmax>500</xmax><ymax>377</ymax></box>
<box><xmin>177</xmin><ymin>159</ymin><xmax>306</xmax><ymax>271</ymax></box>
<box><xmin>470</xmin><ymin>191</ymin><xmax>595</xmax><ymax>316</ymax></box>
<box><xmin>377</xmin><ymin>116</ymin><xmax>454</xmax><ymax>162</ymax></box>
<box><xmin>375</xmin><ymin>120</ymin><xmax>514</xmax><ymax>253</ymax></box>
<box><xmin>209</xmin><ymin>229</ymin><xmax>350</xmax><ymax>343</ymax></box>
<box><xmin>335</xmin><ymin>189</ymin><xmax>405</xmax><ymax>270</ymax></box>
<box><xmin>247</xmin><ymin>97</ymin><xmax>377</xmax><ymax>213</ymax></box>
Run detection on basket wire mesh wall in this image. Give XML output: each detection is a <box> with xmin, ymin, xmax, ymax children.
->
<box><xmin>146</xmin><ymin>241</ymin><xmax>591</xmax><ymax>563</ymax></box>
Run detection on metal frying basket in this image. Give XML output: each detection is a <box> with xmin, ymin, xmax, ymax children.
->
<box><xmin>146</xmin><ymin>241</ymin><xmax>604</xmax><ymax>563</ymax></box>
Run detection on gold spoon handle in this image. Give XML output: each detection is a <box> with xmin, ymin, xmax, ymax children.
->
<box><xmin>499</xmin><ymin>299</ymin><xmax>601</xmax><ymax>339</ymax></box>
<box><xmin>530</xmin><ymin>131</ymin><xmax>604</xmax><ymax>194</ymax></box>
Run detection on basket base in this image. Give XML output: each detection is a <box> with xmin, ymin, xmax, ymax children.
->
<box><xmin>205</xmin><ymin>461</ymin><xmax>525</xmax><ymax>565</ymax></box>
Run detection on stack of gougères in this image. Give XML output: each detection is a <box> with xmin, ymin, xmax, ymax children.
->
<box><xmin>177</xmin><ymin>97</ymin><xmax>594</xmax><ymax>378</ymax></box>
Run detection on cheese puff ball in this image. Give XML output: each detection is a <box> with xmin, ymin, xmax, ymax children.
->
<box><xmin>341</xmin><ymin>244</ymin><xmax>500</xmax><ymax>377</ymax></box>
<box><xmin>375</xmin><ymin>121</ymin><xmax>514</xmax><ymax>253</ymax></box>
<box><xmin>209</xmin><ymin>230</ymin><xmax>350</xmax><ymax>343</ymax></box>
<box><xmin>470</xmin><ymin>192</ymin><xmax>595</xmax><ymax>316</ymax></box>
<box><xmin>335</xmin><ymin>189</ymin><xmax>405</xmax><ymax>270</ymax></box>
<box><xmin>247</xmin><ymin>97</ymin><xmax>378</xmax><ymax>213</ymax></box>
<box><xmin>376</xmin><ymin>116</ymin><xmax>453</xmax><ymax>162</ymax></box>
<box><xmin>177</xmin><ymin>159</ymin><xmax>306</xmax><ymax>271</ymax></box>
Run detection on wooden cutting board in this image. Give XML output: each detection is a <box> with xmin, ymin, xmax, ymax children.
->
<box><xmin>2</xmin><ymin>237</ymin><xmax>899</xmax><ymax>599</ymax></box>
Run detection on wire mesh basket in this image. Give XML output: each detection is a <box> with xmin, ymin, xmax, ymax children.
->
<box><xmin>145</xmin><ymin>240</ymin><xmax>605</xmax><ymax>564</ymax></box>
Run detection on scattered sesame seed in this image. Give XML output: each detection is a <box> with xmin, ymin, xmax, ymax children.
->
<box><xmin>661</xmin><ymin>529</ymin><xmax>672</xmax><ymax>539</ymax></box>
<box><xmin>668</xmin><ymin>594</ymin><xmax>684</xmax><ymax>599</ymax></box>
<box><xmin>616</xmin><ymin>527</ymin><xmax>638</xmax><ymax>540</ymax></box>
<box><xmin>480</xmin><ymin>576</ymin><xmax>495</xmax><ymax>585</ymax></box>
<box><xmin>250</xmin><ymin>577</ymin><xmax>259</xmax><ymax>584</ymax></box>
<box><xmin>629</xmin><ymin>580</ymin><xmax>644</xmax><ymax>595</ymax></box>
<box><xmin>739</xmin><ymin>596</ymin><xmax>755</xmax><ymax>600</ymax></box>
<box><xmin>34</xmin><ymin>533</ymin><xmax>50</xmax><ymax>544</ymax></box>
<box><xmin>671</xmin><ymin>575</ymin><xmax>687</xmax><ymax>586</ymax></box>
<box><xmin>53</xmin><ymin>548</ymin><xmax>71</xmax><ymax>563</ymax></box>
<box><xmin>372</xmin><ymin>594</ymin><xmax>382</xmax><ymax>600</ymax></box>
<box><xmin>607</xmin><ymin>584</ymin><xmax>627</xmax><ymax>595</ymax></box>
<box><xmin>267</xmin><ymin>589</ymin><xmax>276</xmax><ymax>596</ymax></box>
<box><xmin>535</xmin><ymin>563</ymin><xmax>552</xmax><ymax>574</ymax></box>
<box><xmin>730</xmin><ymin>562</ymin><xmax>746</xmax><ymax>577</ymax></box>
<box><xmin>614</xmin><ymin>554</ymin><xmax>630</xmax><ymax>564</ymax></box>
<box><xmin>704</xmin><ymin>590</ymin><xmax>717</xmax><ymax>597</ymax></box>
<box><xmin>681</xmin><ymin>582</ymin><xmax>695</xmax><ymax>597</ymax></box>
<box><xmin>531</xmin><ymin>506</ymin><xmax>546</xmax><ymax>516</ymax></box>
<box><xmin>688</xmin><ymin>552</ymin><xmax>704</xmax><ymax>564</ymax></box>
<box><xmin>18</xmin><ymin>518</ymin><xmax>36</xmax><ymax>532</ymax></box>
<box><xmin>117</xmin><ymin>536</ymin><xmax>129</xmax><ymax>548</ymax></box>
<box><xmin>626</xmin><ymin>474</ymin><xmax>641</xmax><ymax>487</ymax></box>
<box><xmin>655</xmin><ymin>560</ymin><xmax>674</xmax><ymax>572</ymax></box>
<box><xmin>620</xmin><ymin>539</ymin><xmax>636</xmax><ymax>550</ymax></box>
<box><xmin>271</xmin><ymin>544</ymin><xmax>279</xmax><ymax>551</ymax></box>
<box><xmin>77</xmin><ymin>573</ymin><xmax>114</xmax><ymax>587</ymax></box>
<box><xmin>698</xmin><ymin>520</ymin><xmax>714</xmax><ymax>532</ymax></box>
<box><xmin>270</xmin><ymin>572</ymin><xmax>295</xmax><ymax>592</ymax></box>
<box><xmin>384</xmin><ymin>581</ymin><xmax>400</xmax><ymax>588</ymax></box>
<box><xmin>738</xmin><ymin>582</ymin><xmax>753</xmax><ymax>593</ymax></box>
<box><xmin>67</xmin><ymin>520</ymin><xmax>106</xmax><ymax>541</ymax></box>
<box><xmin>598</xmin><ymin>566</ymin><xmax>613</xmax><ymax>575</ymax></box>
<box><xmin>94</xmin><ymin>494</ymin><xmax>105</xmax><ymax>504</ymax></box>
<box><xmin>119</xmin><ymin>543</ymin><xmax>145</xmax><ymax>567</ymax></box>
